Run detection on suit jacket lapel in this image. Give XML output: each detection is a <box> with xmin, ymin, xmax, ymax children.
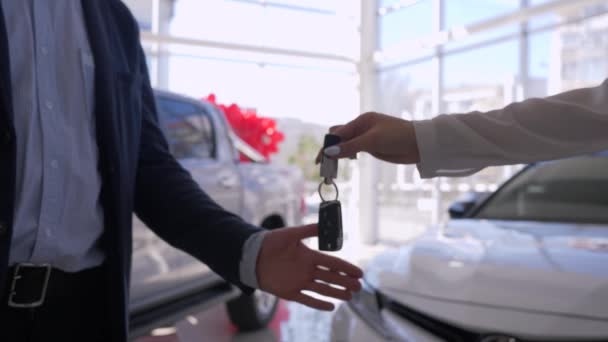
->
<box><xmin>80</xmin><ymin>0</ymin><xmax>115</xmax><ymax>165</ymax></box>
<box><xmin>0</xmin><ymin>3</ymin><xmax>13</xmax><ymax>126</ymax></box>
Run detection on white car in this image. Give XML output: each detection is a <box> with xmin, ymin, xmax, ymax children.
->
<box><xmin>332</xmin><ymin>153</ymin><xmax>608</xmax><ymax>342</ymax></box>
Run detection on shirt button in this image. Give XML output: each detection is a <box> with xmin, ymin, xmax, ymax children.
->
<box><xmin>45</xmin><ymin>101</ymin><xmax>53</xmax><ymax>110</ymax></box>
<box><xmin>41</xmin><ymin>46</ymin><xmax>48</xmax><ymax>55</ymax></box>
<box><xmin>50</xmin><ymin>160</ymin><xmax>59</xmax><ymax>169</ymax></box>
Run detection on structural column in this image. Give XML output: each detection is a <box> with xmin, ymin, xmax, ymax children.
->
<box><xmin>358</xmin><ymin>0</ymin><xmax>379</xmax><ymax>244</ymax></box>
<box><xmin>430</xmin><ymin>0</ymin><xmax>444</xmax><ymax>225</ymax></box>
<box><xmin>151</xmin><ymin>0</ymin><xmax>171</xmax><ymax>89</ymax></box>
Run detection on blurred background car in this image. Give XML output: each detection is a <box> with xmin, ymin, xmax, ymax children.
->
<box><xmin>128</xmin><ymin>90</ymin><xmax>306</xmax><ymax>338</ymax></box>
<box><xmin>331</xmin><ymin>152</ymin><xmax>608</xmax><ymax>342</ymax></box>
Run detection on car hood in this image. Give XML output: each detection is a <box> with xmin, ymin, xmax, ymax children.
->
<box><xmin>366</xmin><ymin>219</ymin><xmax>608</xmax><ymax>326</ymax></box>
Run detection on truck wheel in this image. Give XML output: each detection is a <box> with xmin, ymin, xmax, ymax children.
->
<box><xmin>226</xmin><ymin>289</ymin><xmax>279</xmax><ymax>331</ymax></box>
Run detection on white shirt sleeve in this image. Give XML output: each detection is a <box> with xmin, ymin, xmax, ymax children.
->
<box><xmin>239</xmin><ymin>230</ymin><xmax>268</xmax><ymax>289</ymax></box>
<box><xmin>413</xmin><ymin>79</ymin><xmax>608</xmax><ymax>179</ymax></box>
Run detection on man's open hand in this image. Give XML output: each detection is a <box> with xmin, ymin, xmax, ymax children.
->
<box><xmin>256</xmin><ymin>224</ymin><xmax>363</xmax><ymax>311</ymax></box>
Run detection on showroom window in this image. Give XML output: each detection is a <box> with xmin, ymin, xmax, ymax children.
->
<box><xmin>169</xmin><ymin>0</ymin><xmax>358</xmax><ymax>57</ymax></box>
<box><xmin>445</xmin><ymin>0</ymin><xmax>519</xmax><ymax>27</ymax></box>
<box><xmin>379</xmin><ymin>0</ymin><xmax>433</xmax><ymax>50</ymax></box>
<box><xmin>376</xmin><ymin>60</ymin><xmax>436</xmax><ymax>242</ymax></box>
<box><xmin>529</xmin><ymin>1</ymin><xmax>608</xmax><ymax>31</ymax></box>
<box><xmin>135</xmin><ymin>0</ymin><xmax>359</xmax><ymax>128</ymax></box>
<box><xmin>528</xmin><ymin>9</ymin><xmax>608</xmax><ymax>97</ymax></box>
<box><xmin>444</xmin><ymin>0</ymin><xmax>520</xmax><ymax>52</ymax></box>
<box><xmin>129</xmin><ymin>0</ymin><xmax>608</xmax><ymax>245</ymax></box>
<box><xmin>443</xmin><ymin>39</ymin><xmax>520</xmax><ymax>113</ymax></box>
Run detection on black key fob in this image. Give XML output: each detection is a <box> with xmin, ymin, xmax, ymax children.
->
<box><xmin>318</xmin><ymin>200</ymin><xmax>343</xmax><ymax>251</ymax></box>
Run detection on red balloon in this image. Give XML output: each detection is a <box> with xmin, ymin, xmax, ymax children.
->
<box><xmin>204</xmin><ymin>94</ymin><xmax>284</xmax><ymax>161</ymax></box>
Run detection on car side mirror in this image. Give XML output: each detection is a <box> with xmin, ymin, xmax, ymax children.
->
<box><xmin>448</xmin><ymin>191</ymin><xmax>489</xmax><ymax>219</ymax></box>
<box><xmin>448</xmin><ymin>201</ymin><xmax>475</xmax><ymax>219</ymax></box>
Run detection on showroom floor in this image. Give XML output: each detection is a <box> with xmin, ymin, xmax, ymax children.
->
<box><xmin>135</xmin><ymin>299</ymin><xmax>336</xmax><ymax>342</ymax></box>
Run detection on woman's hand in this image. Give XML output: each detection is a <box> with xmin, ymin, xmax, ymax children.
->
<box><xmin>316</xmin><ymin>112</ymin><xmax>420</xmax><ymax>165</ymax></box>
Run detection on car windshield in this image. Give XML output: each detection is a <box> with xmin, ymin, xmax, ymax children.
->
<box><xmin>475</xmin><ymin>155</ymin><xmax>608</xmax><ymax>224</ymax></box>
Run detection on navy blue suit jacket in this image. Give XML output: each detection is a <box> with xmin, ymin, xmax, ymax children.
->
<box><xmin>0</xmin><ymin>1</ymin><xmax>260</xmax><ymax>340</ymax></box>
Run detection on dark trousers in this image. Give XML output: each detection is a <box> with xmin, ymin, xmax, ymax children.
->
<box><xmin>0</xmin><ymin>265</ymin><xmax>110</xmax><ymax>342</ymax></box>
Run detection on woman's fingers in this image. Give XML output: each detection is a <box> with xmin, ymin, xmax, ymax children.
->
<box><xmin>324</xmin><ymin>131</ymin><xmax>372</xmax><ymax>159</ymax></box>
<box><xmin>329</xmin><ymin>125</ymin><xmax>344</xmax><ymax>134</ymax></box>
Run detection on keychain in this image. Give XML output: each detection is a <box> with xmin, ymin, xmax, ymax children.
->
<box><xmin>318</xmin><ymin>134</ymin><xmax>343</xmax><ymax>251</ymax></box>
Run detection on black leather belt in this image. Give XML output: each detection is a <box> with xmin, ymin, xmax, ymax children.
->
<box><xmin>5</xmin><ymin>263</ymin><xmax>104</xmax><ymax>309</ymax></box>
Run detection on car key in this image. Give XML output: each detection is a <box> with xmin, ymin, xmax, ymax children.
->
<box><xmin>320</xmin><ymin>134</ymin><xmax>341</xmax><ymax>184</ymax></box>
<box><xmin>318</xmin><ymin>199</ymin><xmax>343</xmax><ymax>251</ymax></box>
<box><xmin>318</xmin><ymin>134</ymin><xmax>343</xmax><ymax>252</ymax></box>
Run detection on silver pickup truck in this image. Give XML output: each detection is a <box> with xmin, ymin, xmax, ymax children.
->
<box><xmin>129</xmin><ymin>89</ymin><xmax>306</xmax><ymax>338</ymax></box>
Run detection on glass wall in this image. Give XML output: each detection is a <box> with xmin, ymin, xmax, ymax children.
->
<box><xmin>377</xmin><ymin>61</ymin><xmax>434</xmax><ymax>243</ymax></box>
<box><xmin>127</xmin><ymin>0</ymin><xmax>608</xmax><ymax>245</ymax></box>
<box><xmin>138</xmin><ymin>0</ymin><xmax>360</xmax><ymax>127</ymax></box>
<box><xmin>528</xmin><ymin>4</ymin><xmax>608</xmax><ymax>96</ymax></box>
<box><xmin>126</xmin><ymin>0</ymin><xmax>361</xmax><ymax>213</ymax></box>
<box><xmin>379</xmin><ymin>0</ymin><xmax>433</xmax><ymax>50</ymax></box>
<box><xmin>375</xmin><ymin>0</ymin><xmax>608</xmax><ymax>242</ymax></box>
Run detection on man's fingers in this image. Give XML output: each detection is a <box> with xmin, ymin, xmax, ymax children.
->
<box><xmin>313</xmin><ymin>252</ymin><xmax>363</xmax><ymax>278</ymax></box>
<box><xmin>313</xmin><ymin>268</ymin><xmax>361</xmax><ymax>292</ymax></box>
<box><xmin>288</xmin><ymin>224</ymin><xmax>318</xmax><ymax>240</ymax></box>
<box><xmin>294</xmin><ymin>293</ymin><xmax>335</xmax><ymax>311</ymax></box>
<box><xmin>307</xmin><ymin>281</ymin><xmax>352</xmax><ymax>301</ymax></box>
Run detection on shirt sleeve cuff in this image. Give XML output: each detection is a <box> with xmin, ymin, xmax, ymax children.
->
<box><xmin>412</xmin><ymin>119</ymin><xmax>441</xmax><ymax>179</ymax></box>
<box><xmin>239</xmin><ymin>230</ymin><xmax>268</xmax><ymax>289</ymax></box>
<box><xmin>413</xmin><ymin>118</ymin><xmax>484</xmax><ymax>178</ymax></box>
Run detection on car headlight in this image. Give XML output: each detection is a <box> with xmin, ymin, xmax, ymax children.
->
<box><xmin>347</xmin><ymin>280</ymin><xmax>393</xmax><ymax>340</ymax></box>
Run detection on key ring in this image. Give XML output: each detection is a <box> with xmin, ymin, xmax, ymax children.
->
<box><xmin>318</xmin><ymin>180</ymin><xmax>339</xmax><ymax>202</ymax></box>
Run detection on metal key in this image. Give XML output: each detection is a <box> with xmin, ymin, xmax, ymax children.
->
<box><xmin>320</xmin><ymin>134</ymin><xmax>341</xmax><ymax>185</ymax></box>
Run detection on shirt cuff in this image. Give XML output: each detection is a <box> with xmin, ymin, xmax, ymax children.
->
<box><xmin>412</xmin><ymin>119</ymin><xmax>440</xmax><ymax>179</ymax></box>
<box><xmin>413</xmin><ymin>118</ymin><xmax>483</xmax><ymax>178</ymax></box>
<box><xmin>239</xmin><ymin>230</ymin><xmax>268</xmax><ymax>289</ymax></box>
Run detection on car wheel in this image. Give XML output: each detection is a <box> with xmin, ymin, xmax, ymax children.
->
<box><xmin>226</xmin><ymin>289</ymin><xmax>279</xmax><ymax>331</ymax></box>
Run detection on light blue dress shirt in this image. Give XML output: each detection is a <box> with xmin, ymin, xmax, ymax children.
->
<box><xmin>3</xmin><ymin>0</ymin><xmax>262</xmax><ymax>288</ymax></box>
<box><xmin>4</xmin><ymin>0</ymin><xmax>105</xmax><ymax>272</ymax></box>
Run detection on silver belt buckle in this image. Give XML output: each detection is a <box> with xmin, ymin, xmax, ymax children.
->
<box><xmin>8</xmin><ymin>263</ymin><xmax>52</xmax><ymax>308</ymax></box>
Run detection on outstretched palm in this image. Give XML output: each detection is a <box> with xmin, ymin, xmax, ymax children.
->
<box><xmin>256</xmin><ymin>224</ymin><xmax>363</xmax><ymax>311</ymax></box>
